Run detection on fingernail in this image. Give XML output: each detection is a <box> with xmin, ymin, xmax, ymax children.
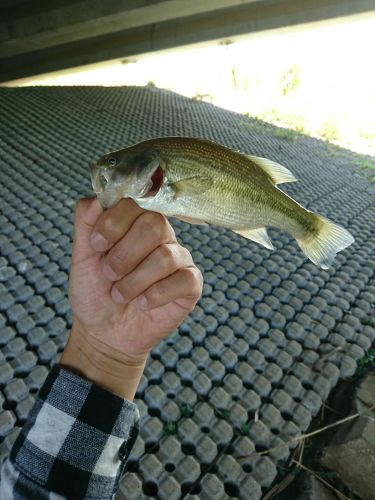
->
<box><xmin>112</xmin><ymin>287</ymin><xmax>126</xmax><ymax>304</ymax></box>
<box><xmin>91</xmin><ymin>232</ymin><xmax>108</xmax><ymax>252</ymax></box>
<box><xmin>137</xmin><ymin>295</ymin><xmax>148</xmax><ymax>310</ymax></box>
<box><xmin>102</xmin><ymin>260</ymin><xmax>119</xmax><ymax>281</ymax></box>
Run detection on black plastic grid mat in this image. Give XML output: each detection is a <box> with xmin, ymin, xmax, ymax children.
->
<box><xmin>0</xmin><ymin>86</ymin><xmax>374</xmax><ymax>499</ymax></box>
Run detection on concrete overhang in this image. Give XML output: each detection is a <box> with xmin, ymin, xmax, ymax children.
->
<box><xmin>0</xmin><ymin>0</ymin><xmax>374</xmax><ymax>84</ymax></box>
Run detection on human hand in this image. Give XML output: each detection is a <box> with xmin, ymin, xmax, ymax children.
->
<box><xmin>61</xmin><ymin>198</ymin><xmax>203</xmax><ymax>399</ymax></box>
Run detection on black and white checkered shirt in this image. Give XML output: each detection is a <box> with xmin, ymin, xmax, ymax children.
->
<box><xmin>0</xmin><ymin>365</ymin><xmax>140</xmax><ymax>499</ymax></box>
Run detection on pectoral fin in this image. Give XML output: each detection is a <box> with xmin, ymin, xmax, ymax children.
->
<box><xmin>234</xmin><ymin>227</ymin><xmax>274</xmax><ymax>250</ymax></box>
<box><xmin>171</xmin><ymin>175</ymin><xmax>212</xmax><ymax>197</ymax></box>
<box><xmin>246</xmin><ymin>155</ymin><xmax>297</xmax><ymax>185</ymax></box>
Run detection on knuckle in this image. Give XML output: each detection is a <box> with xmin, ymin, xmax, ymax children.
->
<box><xmin>138</xmin><ymin>212</ymin><xmax>169</xmax><ymax>244</ymax></box>
<box><xmin>181</xmin><ymin>246</ymin><xmax>193</xmax><ymax>262</ymax></box>
<box><xmin>184</xmin><ymin>267</ymin><xmax>203</xmax><ymax>297</ymax></box>
<box><xmin>158</xmin><ymin>244</ymin><xmax>176</xmax><ymax>270</ymax></box>
<box><xmin>100</xmin><ymin>214</ymin><xmax>121</xmax><ymax>238</ymax></box>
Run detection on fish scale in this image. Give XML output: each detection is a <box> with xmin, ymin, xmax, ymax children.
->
<box><xmin>153</xmin><ymin>142</ymin><xmax>278</xmax><ymax>225</ymax></box>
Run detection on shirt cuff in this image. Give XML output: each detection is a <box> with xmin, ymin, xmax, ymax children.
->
<box><xmin>9</xmin><ymin>364</ymin><xmax>140</xmax><ymax>499</ymax></box>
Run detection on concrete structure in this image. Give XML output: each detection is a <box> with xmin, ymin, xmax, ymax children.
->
<box><xmin>0</xmin><ymin>0</ymin><xmax>374</xmax><ymax>83</ymax></box>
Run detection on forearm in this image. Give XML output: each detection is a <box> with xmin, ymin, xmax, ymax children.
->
<box><xmin>1</xmin><ymin>364</ymin><xmax>139</xmax><ymax>500</ymax></box>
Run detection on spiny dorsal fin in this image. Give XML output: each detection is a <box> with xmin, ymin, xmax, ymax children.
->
<box><xmin>245</xmin><ymin>155</ymin><xmax>297</xmax><ymax>185</ymax></box>
<box><xmin>233</xmin><ymin>227</ymin><xmax>274</xmax><ymax>250</ymax></box>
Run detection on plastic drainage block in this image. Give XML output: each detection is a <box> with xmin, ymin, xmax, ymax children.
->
<box><xmin>38</xmin><ymin>340</ymin><xmax>58</xmax><ymax>364</ymax></box>
<box><xmin>200</xmin><ymin>474</ymin><xmax>226</xmax><ymax>498</ymax></box>
<box><xmin>0</xmin><ymin>411</ymin><xmax>16</xmax><ymax>438</ymax></box>
<box><xmin>195</xmin><ymin>434</ymin><xmax>217</xmax><ymax>465</ymax></box>
<box><xmin>1</xmin><ymin>86</ymin><xmax>374</xmax><ymax>499</ymax></box>
<box><xmin>4</xmin><ymin>378</ymin><xmax>29</xmax><ymax>404</ymax></box>
<box><xmin>11</xmin><ymin>350</ymin><xmax>38</xmax><ymax>376</ymax></box>
<box><xmin>0</xmin><ymin>363</ymin><xmax>15</xmax><ymax>387</ymax></box>
<box><xmin>117</xmin><ymin>473</ymin><xmax>143</xmax><ymax>500</ymax></box>
<box><xmin>16</xmin><ymin>395</ymin><xmax>36</xmax><ymax>423</ymax></box>
<box><xmin>2</xmin><ymin>427</ymin><xmax>21</xmax><ymax>454</ymax></box>
<box><xmin>25</xmin><ymin>365</ymin><xmax>49</xmax><ymax>392</ymax></box>
<box><xmin>0</xmin><ymin>327</ymin><xmax>16</xmax><ymax>346</ymax></box>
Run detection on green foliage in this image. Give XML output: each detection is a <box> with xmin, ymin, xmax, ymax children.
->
<box><xmin>214</xmin><ymin>408</ymin><xmax>231</xmax><ymax>419</ymax></box>
<box><xmin>361</xmin><ymin>318</ymin><xmax>375</xmax><ymax>328</ymax></box>
<box><xmin>279</xmin><ymin>64</ymin><xmax>302</xmax><ymax>96</ymax></box>
<box><xmin>323</xmin><ymin>143</ymin><xmax>347</xmax><ymax>158</ymax></box>
<box><xmin>163</xmin><ymin>421</ymin><xmax>178</xmax><ymax>435</ymax></box>
<box><xmin>319</xmin><ymin>118</ymin><xmax>339</xmax><ymax>142</ymax></box>
<box><xmin>355</xmin><ymin>348</ymin><xmax>375</xmax><ymax>378</ymax></box>
<box><xmin>180</xmin><ymin>403</ymin><xmax>194</xmax><ymax>418</ymax></box>
<box><xmin>273</xmin><ymin>127</ymin><xmax>300</xmax><ymax>142</ymax></box>
<box><xmin>354</xmin><ymin>160</ymin><xmax>375</xmax><ymax>183</ymax></box>
<box><xmin>355</xmin><ymin>160</ymin><xmax>373</xmax><ymax>169</ymax></box>
<box><xmin>231</xmin><ymin>67</ymin><xmax>238</xmax><ymax>89</ymax></box>
<box><xmin>240</xmin><ymin>421</ymin><xmax>250</xmax><ymax>435</ymax></box>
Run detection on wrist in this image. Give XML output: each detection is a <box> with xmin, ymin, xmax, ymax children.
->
<box><xmin>60</xmin><ymin>321</ymin><xmax>147</xmax><ymax>400</ymax></box>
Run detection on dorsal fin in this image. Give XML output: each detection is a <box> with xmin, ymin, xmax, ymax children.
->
<box><xmin>245</xmin><ymin>155</ymin><xmax>297</xmax><ymax>185</ymax></box>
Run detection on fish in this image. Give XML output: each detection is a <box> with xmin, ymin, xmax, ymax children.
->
<box><xmin>90</xmin><ymin>137</ymin><xmax>354</xmax><ymax>269</ymax></box>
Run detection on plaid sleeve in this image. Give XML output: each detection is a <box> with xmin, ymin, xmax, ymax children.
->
<box><xmin>1</xmin><ymin>365</ymin><xmax>140</xmax><ymax>499</ymax></box>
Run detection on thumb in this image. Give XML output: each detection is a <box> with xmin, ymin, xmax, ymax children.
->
<box><xmin>72</xmin><ymin>197</ymin><xmax>103</xmax><ymax>263</ymax></box>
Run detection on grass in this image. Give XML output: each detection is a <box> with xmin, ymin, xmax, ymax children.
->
<box><xmin>361</xmin><ymin>318</ymin><xmax>375</xmax><ymax>328</ymax></box>
<box><xmin>241</xmin><ymin>110</ymin><xmax>375</xmax><ymax>184</ymax></box>
<box><xmin>163</xmin><ymin>420</ymin><xmax>178</xmax><ymax>435</ymax></box>
<box><xmin>354</xmin><ymin>159</ymin><xmax>375</xmax><ymax>183</ymax></box>
<box><xmin>180</xmin><ymin>403</ymin><xmax>194</xmax><ymax>418</ymax></box>
<box><xmin>240</xmin><ymin>421</ymin><xmax>250</xmax><ymax>435</ymax></box>
<box><xmin>273</xmin><ymin>127</ymin><xmax>301</xmax><ymax>142</ymax></box>
<box><xmin>213</xmin><ymin>408</ymin><xmax>231</xmax><ymax>419</ymax></box>
<box><xmin>355</xmin><ymin>348</ymin><xmax>375</xmax><ymax>378</ymax></box>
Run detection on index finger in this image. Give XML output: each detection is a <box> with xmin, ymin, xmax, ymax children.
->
<box><xmin>90</xmin><ymin>198</ymin><xmax>146</xmax><ymax>252</ymax></box>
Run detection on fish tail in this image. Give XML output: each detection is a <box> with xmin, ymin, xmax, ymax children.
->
<box><xmin>296</xmin><ymin>215</ymin><xmax>354</xmax><ymax>269</ymax></box>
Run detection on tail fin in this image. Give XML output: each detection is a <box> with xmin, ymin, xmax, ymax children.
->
<box><xmin>296</xmin><ymin>216</ymin><xmax>354</xmax><ymax>269</ymax></box>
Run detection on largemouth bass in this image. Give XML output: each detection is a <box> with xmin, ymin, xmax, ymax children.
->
<box><xmin>90</xmin><ymin>137</ymin><xmax>354</xmax><ymax>269</ymax></box>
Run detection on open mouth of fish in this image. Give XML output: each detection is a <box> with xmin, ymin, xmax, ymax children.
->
<box><xmin>90</xmin><ymin>162</ymin><xmax>164</xmax><ymax>200</ymax></box>
<box><xmin>144</xmin><ymin>165</ymin><xmax>164</xmax><ymax>197</ymax></box>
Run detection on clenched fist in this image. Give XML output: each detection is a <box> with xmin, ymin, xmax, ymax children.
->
<box><xmin>61</xmin><ymin>198</ymin><xmax>203</xmax><ymax>399</ymax></box>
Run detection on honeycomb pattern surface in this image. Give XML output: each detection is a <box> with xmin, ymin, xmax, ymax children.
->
<box><xmin>0</xmin><ymin>86</ymin><xmax>374</xmax><ymax>499</ymax></box>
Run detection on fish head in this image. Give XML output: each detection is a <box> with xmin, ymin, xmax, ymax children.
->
<box><xmin>91</xmin><ymin>147</ymin><xmax>165</xmax><ymax>209</ymax></box>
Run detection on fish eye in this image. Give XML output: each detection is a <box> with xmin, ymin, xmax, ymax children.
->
<box><xmin>107</xmin><ymin>157</ymin><xmax>117</xmax><ymax>167</ymax></box>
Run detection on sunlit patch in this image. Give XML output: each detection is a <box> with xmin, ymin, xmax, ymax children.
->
<box><xmin>145</xmin><ymin>166</ymin><xmax>164</xmax><ymax>197</ymax></box>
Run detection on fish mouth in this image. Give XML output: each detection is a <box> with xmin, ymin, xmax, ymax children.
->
<box><xmin>90</xmin><ymin>162</ymin><xmax>104</xmax><ymax>194</ymax></box>
<box><xmin>142</xmin><ymin>165</ymin><xmax>164</xmax><ymax>198</ymax></box>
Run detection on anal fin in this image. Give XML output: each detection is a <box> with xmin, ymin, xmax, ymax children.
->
<box><xmin>234</xmin><ymin>227</ymin><xmax>274</xmax><ymax>250</ymax></box>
